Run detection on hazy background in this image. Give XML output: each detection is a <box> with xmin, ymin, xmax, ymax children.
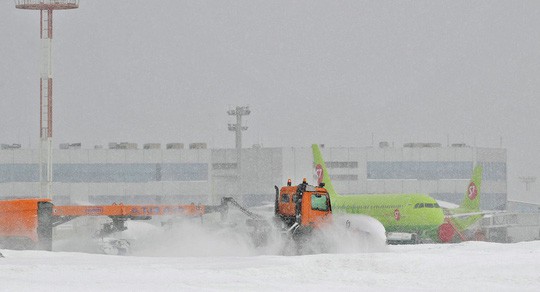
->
<box><xmin>1</xmin><ymin>1</ymin><xmax>539</xmax><ymax>202</ymax></box>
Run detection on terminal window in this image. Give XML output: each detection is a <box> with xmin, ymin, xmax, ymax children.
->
<box><xmin>0</xmin><ymin>163</ymin><xmax>208</xmax><ymax>183</ymax></box>
<box><xmin>367</xmin><ymin>161</ymin><xmax>506</xmax><ymax>181</ymax></box>
<box><xmin>322</xmin><ymin>161</ymin><xmax>358</xmax><ymax>169</ymax></box>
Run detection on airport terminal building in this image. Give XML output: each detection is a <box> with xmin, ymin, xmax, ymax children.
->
<box><xmin>0</xmin><ymin>143</ymin><xmax>507</xmax><ymax>210</ymax></box>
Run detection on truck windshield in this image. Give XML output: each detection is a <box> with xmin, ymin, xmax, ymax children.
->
<box><xmin>311</xmin><ymin>194</ymin><xmax>329</xmax><ymax>211</ymax></box>
<box><xmin>281</xmin><ymin>194</ymin><xmax>290</xmax><ymax>203</ymax></box>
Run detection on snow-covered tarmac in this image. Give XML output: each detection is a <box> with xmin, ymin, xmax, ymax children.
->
<box><xmin>1</xmin><ymin>241</ymin><xmax>539</xmax><ymax>291</ymax></box>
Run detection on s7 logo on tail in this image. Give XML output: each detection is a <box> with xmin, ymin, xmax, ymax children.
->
<box><xmin>315</xmin><ymin>164</ymin><xmax>324</xmax><ymax>184</ymax></box>
<box><xmin>468</xmin><ymin>182</ymin><xmax>478</xmax><ymax>200</ymax></box>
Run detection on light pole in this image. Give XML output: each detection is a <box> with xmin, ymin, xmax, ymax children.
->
<box><xmin>519</xmin><ymin>176</ymin><xmax>536</xmax><ymax>192</ymax></box>
<box><xmin>227</xmin><ymin>106</ymin><xmax>250</xmax><ymax>151</ymax></box>
<box><xmin>227</xmin><ymin>106</ymin><xmax>250</xmax><ymax>195</ymax></box>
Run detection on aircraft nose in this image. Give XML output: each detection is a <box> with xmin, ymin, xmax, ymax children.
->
<box><xmin>438</xmin><ymin>222</ymin><xmax>455</xmax><ymax>243</ymax></box>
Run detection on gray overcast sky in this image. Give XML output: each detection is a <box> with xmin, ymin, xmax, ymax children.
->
<box><xmin>1</xmin><ymin>1</ymin><xmax>539</xmax><ymax>201</ymax></box>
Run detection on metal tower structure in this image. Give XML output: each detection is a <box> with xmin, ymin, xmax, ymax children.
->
<box><xmin>227</xmin><ymin>106</ymin><xmax>250</xmax><ymax>151</ymax></box>
<box><xmin>15</xmin><ymin>0</ymin><xmax>80</xmax><ymax>198</ymax></box>
<box><xmin>519</xmin><ymin>176</ymin><xmax>536</xmax><ymax>192</ymax></box>
<box><xmin>227</xmin><ymin>106</ymin><xmax>250</xmax><ymax>192</ymax></box>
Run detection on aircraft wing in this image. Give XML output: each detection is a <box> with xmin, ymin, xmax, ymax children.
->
<box><xmin>446</xmin><ymin>210</ymin><xmax>505</xmax><ymax>218</ymax></box>
<box><xmin>436</xmin><ymin>200</ymin><xmax>459</xmax><ymax>209</ymax></box>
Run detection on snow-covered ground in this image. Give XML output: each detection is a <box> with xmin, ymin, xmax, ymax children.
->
<box><xmin>1</xmin><ymin>241</ymin><xmax>539</xmax><ymax>291</ymax></box>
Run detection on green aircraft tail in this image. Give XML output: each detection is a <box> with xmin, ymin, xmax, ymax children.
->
<box><xmin>458</xmin><ymin>165</ymin><xmax>483</xmax><ymax>211</ymax></box>
<box><xmin>312</xmin><ymin>144</ymin><xmax>340</xmax><ymax>198</ymax></box>
<box><xmin>449</xmin><ymin>165</ymin><xmax>484</xmax><ymax>232</ymax></box>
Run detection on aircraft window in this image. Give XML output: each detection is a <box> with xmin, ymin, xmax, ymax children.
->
<box><xmin>311</xmin><ymin>194</ymin><xmax>329</xmax><ymax>211</ymax></box>
<box><xmin>418</xmin><ymin>203</ymin><xmax>424</xmax><ymax>208</ymax></box>
<box><xmin>281</xmin><ymin>194</ymin><xmax>290</xmax><ymax>203</ymax></box>
<box><xmin>414</xmin><ymin>203</ymin><xmax>420</xmax><ymax>209</ymax></box>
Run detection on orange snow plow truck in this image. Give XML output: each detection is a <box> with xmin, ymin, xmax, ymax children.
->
<box><xmin>0</xmin><ymin>179</ymin><xmax>339</xmax><ymax>252</ymax></box>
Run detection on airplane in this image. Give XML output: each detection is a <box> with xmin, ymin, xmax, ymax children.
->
<box><xmin>312</xmin><ymin>144</ymin><xmax>486</xmax><ymax>243</ymax></box>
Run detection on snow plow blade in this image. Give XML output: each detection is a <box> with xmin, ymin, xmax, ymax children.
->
<box><xmin>298</xmin><ymin>214</ymin><xmax>387</xmax><ymax>254</ymax></box>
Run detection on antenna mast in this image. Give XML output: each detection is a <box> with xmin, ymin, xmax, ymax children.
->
<box><xmin>15</xmin><ymin>1</ymin><xmax>80</xmax><ymax>198</ymax></box>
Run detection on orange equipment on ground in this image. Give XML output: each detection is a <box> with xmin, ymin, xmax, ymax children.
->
<box><xmin>0</xmin><ymin>198</ymin><xmax>227</xmax><ymax>251</ymax></box>
<box><xmin>0</xmin><ymin>198</ymin><xmax>53</xmax><ymax>250</ymax></box>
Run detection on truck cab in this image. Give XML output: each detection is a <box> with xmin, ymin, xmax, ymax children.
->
<box><xmin>275</xmin><ymin>180</ymin><xmax>332</xmax><ymax>230</ymax></box>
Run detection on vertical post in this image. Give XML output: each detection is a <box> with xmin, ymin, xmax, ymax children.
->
<box><xmin>39</xmin><ymin>8</ymin><xmax>54</xmax><ymax>199</ymax></box>
<box><xmin>519</xmin><ymin>177</ymin><xmax>536</xmax><ymax>192</ymax></box>
<box><xmin>236</xmin><ymin>113</ymin><xmax>242</xmax><ymax>155</ymax></box>
<box><xmin>16</xmin><ymin>1</ymin><xmax>80</xmax><ymax>199</ymax></box>
<box><xmin>227</xmin><ymin>106</ymin><xmax>250</xmax><ymax>198</ymax></box>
